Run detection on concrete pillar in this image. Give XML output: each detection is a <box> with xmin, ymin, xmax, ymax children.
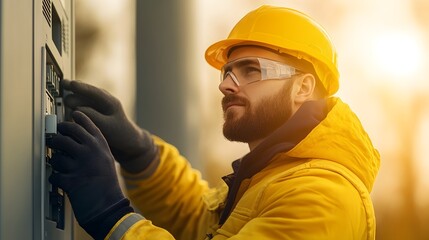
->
<box><xmin>136</xmin><ymin>1</ymin><xmax>201</xmax><ymax>170</ymax></box>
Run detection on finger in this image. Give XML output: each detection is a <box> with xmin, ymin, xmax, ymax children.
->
<box><xmin>57</xmin><ymin>121</ymin><xmax>93</xmax><ymax>145</ymax></box>
<box><xmin>64</xmin><ymin>93</ymin><xmax>116</xmax><ymax>115</ymax></box>
<box><xmin>63</xmin><ymin>93</ymin><xmax>92</xmax><ymax>109</ymax></box>
<box><xmin>61</xmin><ymin>79</ymin><xmax>72</xmax><ymax>90</ymax></box>
<box><xmin>47</xmin><ymin>133</ymin><xmax>82</xmax><ymax>156</ymax></box>
<box><xmin>49</xmin><ymin>152</ymin><xmax>77</xmax><ymax>173</ymax></box>
<box><xmin>49</xmin><ymin>172</ymin><xmax>75</xmax><ymax>193</ymax></box>
<box><xmin>71</xmin><ymin>111</ymin><xmax>105</xmax><ymax>140</ymax></box>
<box><xmin>75</xmin><ymin>106</ymin><xmax>107</xmax><ymax>128</ymax></box>
<box><xmin>63</xmin><ymin>81</ymin><xmax>117</xmax><ymax>115</ymax></box>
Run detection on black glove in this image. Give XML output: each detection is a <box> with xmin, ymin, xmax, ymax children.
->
<box><xmin>62</xmin><ymin>80</ymin><xmax>157</xmax><ymax>173</ymax></box>
<box><xmin>47</xmin><ymin>111</ymin><xmax>133</xmax><ymax>239</ymax></box>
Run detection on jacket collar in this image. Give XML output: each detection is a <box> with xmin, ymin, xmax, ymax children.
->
<box><xmin>219</xmin><ymin>99</ymin><xmax>328</xmax><ymax>225</ymax></box>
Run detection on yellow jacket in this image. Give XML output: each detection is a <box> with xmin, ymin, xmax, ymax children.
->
<box><xmin>106</xmin><ymin>97</ymin><xmax>380</xmax><ymax>240</ymax></box>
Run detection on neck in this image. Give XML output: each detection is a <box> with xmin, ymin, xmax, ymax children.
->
<box><xmin>248</xmin><ymin>138</ymin><xmax>265</xmax><ymax>151</ymax></box>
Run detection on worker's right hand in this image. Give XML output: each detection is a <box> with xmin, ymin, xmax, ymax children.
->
<box><xmin>62</xmin><ymin>80</ymin><xmax>158</xmax><ymax>173</ymax></box>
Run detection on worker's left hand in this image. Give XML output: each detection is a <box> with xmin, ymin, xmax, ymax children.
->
<box><xmin>47</xmin><ymin>111</ymin><xmax>133</xmax><ymax>239</ymax></box>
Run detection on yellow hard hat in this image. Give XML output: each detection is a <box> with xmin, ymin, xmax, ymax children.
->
<box><xmin>205</xmin><ymin>5</ymin><xmax>339</xmax><ymax>95</ymax></box>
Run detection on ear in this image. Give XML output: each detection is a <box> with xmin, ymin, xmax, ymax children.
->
<box><xmin>292</xmin><ymin>73</ymin><xmax>316</xmax><ymax>105</ymax></box>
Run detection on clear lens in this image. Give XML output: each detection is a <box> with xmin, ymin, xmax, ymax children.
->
<box><xmin>220</xmin><ymin>57</ymin><xmax>296</xmax><ymax>86</ymax></box>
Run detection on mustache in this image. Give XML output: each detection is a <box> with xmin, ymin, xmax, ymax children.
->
<box><xmin>222</xmin><ymin>95</ymin><xmax>248</xmax><ymax>111</ymax></box>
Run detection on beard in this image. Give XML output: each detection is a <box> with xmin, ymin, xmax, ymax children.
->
<box><xmin>222</xmin><ymin>81</ymin><xmax>294</xmax><ymax>143</ymax></box>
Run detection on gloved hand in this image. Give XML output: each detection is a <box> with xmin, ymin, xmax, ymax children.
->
<box><xmin>47</xmin><ymin>111</ymin><xmax>133</xmax><ymax>240</ymax></box>
<box><xmin>62</xmin><ymin>80</ymin><xmax>157</xmax><ymax>173</ymax></box>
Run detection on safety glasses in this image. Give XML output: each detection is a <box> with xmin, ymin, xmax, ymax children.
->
<box><xmin>220</xmin><ymin>57</ymin><xmax>298</xmax><ymax>86</ymax></box>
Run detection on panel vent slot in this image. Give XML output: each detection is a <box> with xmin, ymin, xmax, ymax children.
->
<box><xmin>62</xmin><ymin>20</ymin><xmax>69</xmax><ymax>54</ymax></box>
<box><xmin>42</xmin><ymin>0</ymin><xmax>51</xmax><ymax>26</ymax></box>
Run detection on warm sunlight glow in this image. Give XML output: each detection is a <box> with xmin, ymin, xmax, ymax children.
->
<box><xmin>415</xmin><ymin>111</ymin><xmax>429</xmax><ymax>208</ymax></box>
<box><xmin>371</xmin><ymin>30</ymin><xmax>425</xmax><ymax>85</ymax></box>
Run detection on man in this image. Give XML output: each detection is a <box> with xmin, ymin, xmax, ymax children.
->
<box><xmin>48</xmin><ymin>5</ymin><xmax>380</xmax><ymax>240</ymax></box>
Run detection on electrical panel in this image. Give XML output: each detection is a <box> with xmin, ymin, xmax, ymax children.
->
<box><xmin>0</xmin><ymin>0</ymin><xmax>76</xmax><ymax>239</ymax></box>
<box><xmin>39</xmin><ymin>0</ymin><xmax>75</xmax><ymax>239</ymax></box>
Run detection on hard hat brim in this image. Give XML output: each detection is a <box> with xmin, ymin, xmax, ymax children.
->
<box><xmin>205</xmin><ymin>38</ymin><xmax>280</xmax><ymax>70</ymax></box>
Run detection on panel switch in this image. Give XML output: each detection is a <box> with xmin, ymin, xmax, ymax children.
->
<box><xmin>45</xmin><ymin>114</ymin><xmax>57</xmax><ymax>135</ymax></box>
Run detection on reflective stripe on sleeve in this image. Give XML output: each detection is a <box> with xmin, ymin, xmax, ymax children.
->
<box><xmin>108</xmin><ymin>213</ymin><xmax>145</xmax><ymax>240</ymax></box>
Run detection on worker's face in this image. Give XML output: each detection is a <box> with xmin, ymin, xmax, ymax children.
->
<box><xmin>219</xmin><ymin>46</ymin><xmax>295</xmax><ymax>143</ymax></box>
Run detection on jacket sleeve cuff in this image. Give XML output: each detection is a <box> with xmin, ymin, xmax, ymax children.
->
<box><xmin>82</xmin><ymin>198</ymin><xmax>134</xmax><ymax>240</ymax></box>
<box><xmin>105</xmin><ymin>213</ymin><xmax>145</xmax><ymax>240</ymax></box>
<box><xmin>119</xmin><ymin>132</ymin><xmax>159</xmax><ymax>174</ymax></box>
<box><xmin>121</xmin><ymin>152</ymin><xmax>160</xmax><ymax>181</ymax></box>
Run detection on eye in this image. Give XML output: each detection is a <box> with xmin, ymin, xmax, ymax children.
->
<box><xmin>237</xmin><ymin>65</ymin><xmax>261</xmax><ymax>83</ymax></box>
<box><xmin>242</xmin><ymin>66</ymin><xmax>261</xmax><ymax>75</ymax></box>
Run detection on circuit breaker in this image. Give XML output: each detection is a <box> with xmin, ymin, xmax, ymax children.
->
<box><xmin>42</xmin><ymin>48</ymin><xmax>73</xmax><ymax>238</ymax></box>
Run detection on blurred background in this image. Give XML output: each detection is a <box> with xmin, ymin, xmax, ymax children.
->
<box><xmin>75</xmin><ymin>0</ymin><xmax>429</xmax><ymax>239</ymax></box>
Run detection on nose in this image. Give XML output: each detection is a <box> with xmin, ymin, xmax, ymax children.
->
<box><xmin>219</xmin><ymin>73</ymin><xmax>239</xmax><ymax>95</ymax></box>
